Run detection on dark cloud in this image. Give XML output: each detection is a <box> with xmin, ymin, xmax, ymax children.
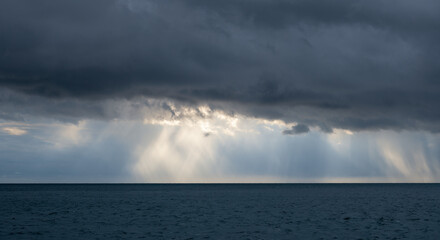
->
<box><xmin>1</xmin><ymin>0</ymin><xmax>440</xmax><ymax>132</ymax></box>
<box><xmin>283</xmin><ymin>124</ymin><xmax>310</xmax><ymax>135</ymax></box>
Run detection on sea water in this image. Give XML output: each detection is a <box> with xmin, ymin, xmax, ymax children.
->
<box><xmin>1</xmin><ymin>184</ymin><xmax>440</xmax><ymax>239</ymax></box>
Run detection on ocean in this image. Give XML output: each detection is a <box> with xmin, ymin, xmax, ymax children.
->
<box><xmin>1</xmin><ymin>184</ymin><xmax>439</xmax><ymax>239</ymax></box>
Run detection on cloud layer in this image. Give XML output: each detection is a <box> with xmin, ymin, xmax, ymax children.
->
<box><xmin>1</xmin><ymin>0</ymin><xmax>440</xmax><ymax>132</ymax></box>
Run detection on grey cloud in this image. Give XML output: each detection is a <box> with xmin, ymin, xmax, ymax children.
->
<box><xmin>0</xmin><ymin>0</ymin><xmax>440</xmax><ymax>132</ymax></box>
<box><xmin>283</xmin><ymin>124</ymin><xmax>310</xmax><ymax>135</ymax></box>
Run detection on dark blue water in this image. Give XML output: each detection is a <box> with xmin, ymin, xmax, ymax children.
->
<box><xmin>1</xmin><ymin>184</ymin><xmax>440</xmax><ymax>239</ymax></box>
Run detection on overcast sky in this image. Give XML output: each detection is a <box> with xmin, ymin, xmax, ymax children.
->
<box><xmin>1</xmin><ymin>0</ymin><xmax>440</xmax><ymax>182</ymax></box>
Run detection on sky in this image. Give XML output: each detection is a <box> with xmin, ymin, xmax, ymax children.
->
<box><xmin>1</xmin><ymin>0</ymin><xmax>440</xmax><ymax>183</ymax></box>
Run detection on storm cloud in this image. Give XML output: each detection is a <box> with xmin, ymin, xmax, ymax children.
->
<box><xmin>283</xmin><ymin>124</ymin><xmax>310</xmax><ymax>135</ymax></box>
<box><xmin>1</xmin><ymin>0</ymin><xmax>440</xmax><ymax>132</ymax></box>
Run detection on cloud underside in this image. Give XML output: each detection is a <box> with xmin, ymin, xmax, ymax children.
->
<box><xmin>1</xmin><ymin>0</ymin><xmax>440</xmax><ymax>132</ymax></box>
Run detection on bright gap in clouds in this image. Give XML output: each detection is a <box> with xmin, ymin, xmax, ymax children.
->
<box><xmin>2</xmin><ymin>127</ymin><xmax>27</xmax><ymax>136</ymax></box>
<box><xmin>1</xmin><ymin>104</ymin><xmax>440</xmax><ymax>183</ymax></box>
